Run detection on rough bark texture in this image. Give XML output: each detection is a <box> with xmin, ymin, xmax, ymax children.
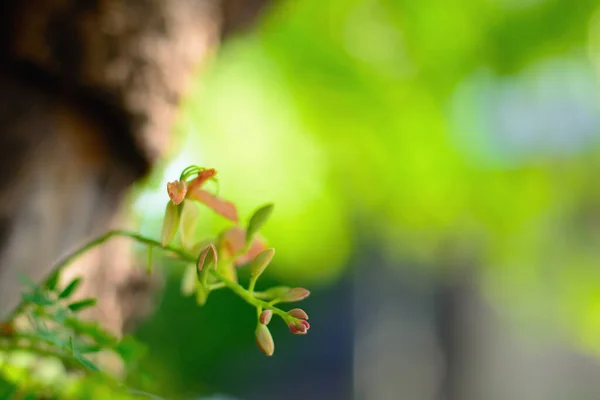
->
<box><xmin>0</xmin><ymin>0</ymin><xmax>271</xmax><ymax>334</ymax></box>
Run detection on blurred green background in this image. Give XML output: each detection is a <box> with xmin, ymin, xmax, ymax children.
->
<box><xmin>126</xmin><ymin>0</ymin><xmax>600</xmax><ymax>398</ymax></box>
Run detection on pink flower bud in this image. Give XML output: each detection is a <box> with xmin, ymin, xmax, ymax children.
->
<box><xmin>287</xmin><ymin>308</ymin><xmax>309</xmax><ymax>320</ymax></box>
<box><xmin>289</xmin><ymin>320</ymin><xmax>310</xmax><ymax>335</ymax></box>
<box><xmin>279</xmin><ymin>287</ymin><xmax>310</xmax><ymax>303</ymax></box>
<box><xmin>255</xmin><ymin>324</ymin><xmax>274</xmax><ymax>356</ymax></box>
<box><xmin>259</xmin><ymin>309</ymin><xmax>273</xmax><ymax>325</ymax></box>
<box><xmin>167</xmin><ymin>181</ymin><xmax>188</xmax><ymax>205</ymax></box>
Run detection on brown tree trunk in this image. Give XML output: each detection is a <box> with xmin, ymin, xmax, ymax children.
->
<box><xmin>0</xmin><ymin>0</ymin><xmax>271</xmax><ymax>334</ymax></box>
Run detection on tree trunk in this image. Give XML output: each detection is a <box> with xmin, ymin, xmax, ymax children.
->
<box><xmin>0</xmin><ymin>0</ymin><xmax>271</xmax><ymax>334</ymax></box>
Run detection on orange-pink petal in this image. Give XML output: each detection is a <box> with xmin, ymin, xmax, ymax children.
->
<box><xmin>234</xmin><ymin>236</ymin><xmax>267</xmax><ymax>267</ymax></box>
<box><xmin>188</xmin><ymin>168</ymin><xmax>217</xmax><ymax>192</ymax></box>
<box><xmin>220</xmin><ymin>227</ymin><xmax>246</xmax><ymax>258</ymax></box>
<box><xmin>188</xmin><ymin>187</ymin><xmax>238</xmax><ymax>222</ymax></box>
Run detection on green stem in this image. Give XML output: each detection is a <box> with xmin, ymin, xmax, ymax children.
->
<box><xmin>6</xmin><ymin>231</ymin><xmax>185</xmax><ymax>321</ymax></box>
<box><xmin>208</xmin><ymin>282</ymin><xmax>226</xmax><ymax>291</ymax></box>
<box><xmin>210</xmin><ymin>270</ymin><xmax>290</xmax><ymax>321</ymax></box>
<box><xmin>247</xmin><ymin>277</ymin><xmax>257</xmax><ymax>294</ymax></box>
<box><xmin>7</xmin><ymin>230</ymin><xmax>293</xmax><ymax>324</ymax></box>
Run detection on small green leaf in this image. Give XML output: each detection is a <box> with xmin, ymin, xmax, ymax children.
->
<box><xmin>75</xmin><ymin>353</ymin><xmax>100</xmax><ymax>372</ymax></box>
<box><xmin>45</xmin><ymin>270</ymin><xmax>60</xmax><ymax>291</ymax></box>
<box><xmin>68</xmin><ymin>298</ymin><xmax>97</xmax><ymax>312</ymax></box>
<box><xmin>160</xmin><ymin>201</ymin><xmax>180</xmax><ymax>246</ymax></box>
<box><xmin>52</xmin><ymin>307</ymin><xmax>68</xmax><ymax>324</ymax></box>
<box><xmin>77</xmin><ymin>344</ymin><xmax>102</xmax><ymax>354</ymax></box>
<box><xmin>69</xmin><ymin>337</ymin><xmax>100</xmax><ymax>372</ymax></box>
<box><xmin>246</xmin><ymin>204</ymin><xmax>274</xmax><ymax>244</ymax></box>
<box><xmin>58</xmin><ymin>277</ymin><xmax>82</xmax><ymax>299</ymax></box>
<box><xmin>179</xmin><ymin>200</ymin><xmax>199</xmax><ymax>249</ymax></box>
<box><xmin>36</xmin><ymin>327</ymin><xmax>66</xmax><ymax>348</ymax></box>
<box><xmin>22</xmin><ymin>291</ymin><xmax>54</xmax><ymax>306</ymax></box>
<box><xmin>250</xmin><ymin>248</ymin><xmax>275</xmax><ymax>278</ymax></box>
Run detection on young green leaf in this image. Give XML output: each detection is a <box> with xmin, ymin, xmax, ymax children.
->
<box><xmin>160</xmin><ymin>201</ymin><xmax>180</xmax><ymax>246</ymax></box>
<box><xmin>69</xmin><ymin>337</ymin><xmax>100</xmax><ymax>372</ymax></box>
<box><xmin>45</xmin><ymin>270</ymin><xmax>61</xmax><ymax>291</ymax></box>
<box><xmin>250</xmin><ymin>248</ymin><xmax>275</xmax><ymax>278</ymax></box>
<box><xmin>246</xmin><ymin>204</ymin><xmax>274</xmax><ymax>244</ymax></box>
<box><xmin>52</xmin><ymin>307</ymin><xmax>68</xmax><ymax>324</ymax></box>
<box><xmin>68</xmin><ymin>298</ymin><xmax>97</xmax><ymax>312</ymax></box>
<box><xmin>77</xmin><ymin>344</ymin><xmax>103</xmax><ymax>354</ymax></box>
<box><xmin>58</xmin><ymin>277</ymin><xmax>82</xmax><ymax>299</ymax></box>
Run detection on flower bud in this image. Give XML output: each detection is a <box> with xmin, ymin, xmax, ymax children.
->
<box><xmin>259</xmin><ymin>309</ymin><xmax>273</xmax><ymax>325</ymax></box>
<box><xmin>279</xmin><ymin>287</ymin><xmax>310</xmax><ymax>303</ymax></box>
<box><xmin>255</xmin><ymin>324</ymin><xmax>274</xmax><ymax>356</ymax></box>
<box><xmin>260</xmin><ymin>286</ymin><xmax>291</xmax><ymax>300</ymax></box>
<box><xmin>197</xmin><ymin>244</ymin><xmax>218</xmax><ymax>272</ymax></box>
<box><xmin>250</xmin><ymin>248</ymin><xmax>275</xmax><ymax>278</ymax></box>
<box><xmin>288</xmin><ymin>320</ymin><xmax>310</xmax><ymax>335</ymax></box>
<box><xmin>167</xmin><ymin>181</ymin><xmax>188</xmax><ymax>205</ymax></box>
<box><xmin>287</xmin><ymin>308</ymin><xmax>309</xmax><ymax>320</ymax></box>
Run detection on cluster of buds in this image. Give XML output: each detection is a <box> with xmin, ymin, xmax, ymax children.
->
<box><xmin>163</xmin><ymin>166</ymin><xmax>312</xmax><ymax>357</ymax></box>
<box><xmin>253</xmin><ymin>284</ymin><xmax>311</xmax><ymax>356</ymax></box>
<box><xmin>254</xmin><ymin>304</ymin><xmax>311</xmax><ymax>356</ymax></box>
<box><xmin>287</xmin><ymin>308</ymin><xmax>310</xmax><ymax>334</ymax></box>
<box><xmin>251</xmin><ymin>249</ymin><xmax>311</xmax><ymax>355</ymax></box>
